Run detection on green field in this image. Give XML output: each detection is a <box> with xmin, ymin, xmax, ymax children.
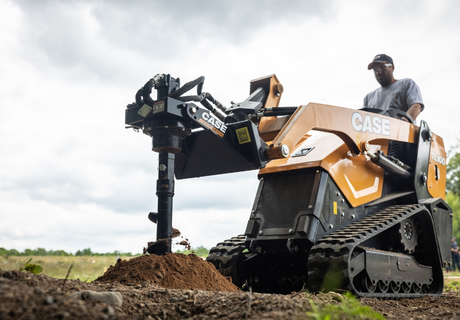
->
<box><xmin>0</xmin><ymin>255</ymin><xmax>134</xmax><ymax>282</ymax></box>
<box><xmin>3</xmin><ymin>255</ymin><xmax>460</xmax><ymax>293</ymax></box>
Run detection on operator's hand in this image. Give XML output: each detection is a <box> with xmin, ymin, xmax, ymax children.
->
<box><xmin>395</xmin><ymin>115</ymin><xmax>409</xmax><ymax>122</ymax></box>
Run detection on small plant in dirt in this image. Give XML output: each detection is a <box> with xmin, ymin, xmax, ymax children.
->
<box><xmin>19</xmin><ymin>258</ymin><xmax>43</xmax><ymax>274</ymax></box>
<box><xmin>305</xmin><ymin>292</ymin><xmax>384</xmax><ymax>320</ymax></box>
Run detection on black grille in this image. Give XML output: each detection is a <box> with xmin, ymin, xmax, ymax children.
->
<box><xmin>388</xmin><ymin>141</ymin><xmax>399</xmax><ymax>158</ymax></box>
<box><xmin>322</xmin><ymin>186</ymin><xmax>331</xmax><ymax>223</ymax></box>
<box><xmin>256</xmin><ymin>170</ymin><xmax>316</xmax><ymax>228</ymax></box>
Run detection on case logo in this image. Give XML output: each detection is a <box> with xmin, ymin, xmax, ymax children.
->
<box><xmin>200</xmin><ymin>111</ymin><xmax>227</xmax><ymax>137</ymax></box>
<box><xmin>352</xmin><ymin>112</ymin><xmax>390</xmax><ymax>135</ymax></box>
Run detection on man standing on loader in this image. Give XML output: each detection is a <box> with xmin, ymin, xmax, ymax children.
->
<box><xmin>364</xmin><ymin>54</ymin><xmax>424</xmax><ymax>122</ymax></box>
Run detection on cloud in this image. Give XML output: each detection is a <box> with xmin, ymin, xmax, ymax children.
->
<box><xmin>12</xmin><ymin>0</ymin><xmax>338</xmax><ymax>85</ymax></box>
<box><xmin>1</xmin><ymin>0</ymin><xmax>459</xmax><ymax>254</ymax></box>
<box><xmin>0</xmin><ymin>193</ymin><xmax>151</xmax><ymax>253</ymax></box>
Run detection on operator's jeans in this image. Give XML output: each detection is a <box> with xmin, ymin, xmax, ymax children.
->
<box><xmin>452</xmin><ymin>253</ymin><xmax>460</xmax><ymax>271</ymax></box>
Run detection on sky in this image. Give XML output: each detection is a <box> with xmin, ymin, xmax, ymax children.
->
<box><xmin>1</xmin><ymin>0</ymin><xmax>459</xmax><ymax>254</ymax></box>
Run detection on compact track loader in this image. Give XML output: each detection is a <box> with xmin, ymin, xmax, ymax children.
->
<box><xmin>125</xmin><ymin>74</ymin><xmax>452</xmax><ymax>298</ymax></box>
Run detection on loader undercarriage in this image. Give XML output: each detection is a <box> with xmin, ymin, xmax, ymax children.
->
<box><xmin>308</xmin><ymin>204</ymin><xmax>442</xmax><ymax>297</ymax></box>
<box><xmin>208</xmin><ymin>205</ymin><xmax>444</xmax><ymax>298</ymax></box>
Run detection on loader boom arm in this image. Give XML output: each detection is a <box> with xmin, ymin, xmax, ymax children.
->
<box><xmin>265</xmin><ymin>103</ymin><xmax>418</xmax><ymax>159</ymax></box>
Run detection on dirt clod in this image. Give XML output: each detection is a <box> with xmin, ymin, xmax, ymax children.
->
<box><xmin>143</xmin><ymin>228</ymin><xmax>190</xmax><ymax>253</ymax></box>
<box><xmin>177</xmin><ymin>240</ymin><xmax>191</xmax><ymax>250</ymax></box>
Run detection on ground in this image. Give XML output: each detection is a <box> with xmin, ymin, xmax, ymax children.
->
<box><xmin>1</xmin><ymin>253</ymin><xmax>460</xmax><ymax>320</ymax></box>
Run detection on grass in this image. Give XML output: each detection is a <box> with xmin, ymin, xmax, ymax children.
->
<box><xmin>445</xmin><ymin>280</ymin><xmax>460</xmax><ymax>292</ymax></box>
<box><xmin>0</xmin><ymin>247</ymin><xmax>208</xmax><ymax>282</ymax></box>
<box><xmin>444</xmin><ymin>270</ymin><xmax>460</xmax><ymax>291</ymax></box>
<box><xmin>304</xmin><ymin>292</ymin><xmax>385</xmax><ymax>320</ymax></box>
<box><xmin>0</xmin><ymin>255</ymin><xmax>134</xmax><ymax>282</ymax></box>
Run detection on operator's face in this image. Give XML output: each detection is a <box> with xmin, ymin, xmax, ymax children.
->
<box><xmin>373</xmin><ymin>63</ymin><xmax>394</xmax><ymax>87</ymax></box>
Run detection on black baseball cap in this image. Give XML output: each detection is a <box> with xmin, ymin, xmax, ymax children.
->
<box><xmin>367</xmin><ymin>54</ymin><xmax>394</xmax><ymax>70</ymax></box>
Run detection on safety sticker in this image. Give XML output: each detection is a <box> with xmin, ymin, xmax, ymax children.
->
<box><xmin>236</xmin><ymin>127</ymin><xmax>252</xmax><ymax>144</ymax></box>
<box><xmin>333</xmin><ymin>201</ymin><xmax>337</xmax><ymax>215</ymax></box>
<box><xmin>137</xmin><ymin>104</ymin><xmax>153</xmax><ymax>117</ymax></box>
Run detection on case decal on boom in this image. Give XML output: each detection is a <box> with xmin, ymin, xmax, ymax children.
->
<box><xmin>198</xmin><ymin>111</ymin><xmax>227</xmax><ymax>137</ymax></box>
<box><xmin>352</xmin><ymin>112</ymin><xmax>390</xmax><ymax>136</ymax></box>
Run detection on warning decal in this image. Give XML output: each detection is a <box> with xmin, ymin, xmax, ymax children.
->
<box><xmin>236</xmin><ymin>127</ymin><xmax>252</xmax><ymax>144</ymax></box>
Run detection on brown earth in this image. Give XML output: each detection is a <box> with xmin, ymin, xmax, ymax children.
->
<box><xmin>95</xmin><ymin>253</ymin><xmax>238</xmax><ymax>292</ymax></box>
<box><xmin>1</xmin><ymin>253</ymin><xmax>460</xmax><ymax>319</ymax></box>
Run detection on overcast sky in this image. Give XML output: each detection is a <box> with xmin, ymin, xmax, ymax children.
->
<box><xmin>1</xmin><ymin>0</ymin><xmax>459</xmax><ymax>254</ymax></box>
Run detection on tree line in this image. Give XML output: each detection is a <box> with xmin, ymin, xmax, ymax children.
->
<box><xmin>0</xmin><ymin>246</ymin><xmax>210</xmax><ymax>258</ymax></box>
<box><xmin>447</xmin><ymin>138</ymin><xmax>460</xmax><ymax>240</ymax></box>
<box><xmin>0</xmin><ymin>247</ymin><xmax>139</xmax><ymax>257</ymax></box>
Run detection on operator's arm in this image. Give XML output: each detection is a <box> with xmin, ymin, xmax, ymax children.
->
<box><xmin>407</xmin><ymin>103</ymin><xmax>422</xmax><ymax>121</ymax></box>
<box><xmin>405</xmin><ymin>79</ymin><xmax>424</xmax><ymax>121</ymax></box>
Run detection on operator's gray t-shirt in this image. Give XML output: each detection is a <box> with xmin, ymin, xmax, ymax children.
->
<box><xmin>363</xmin><ymin>78</ymin><xmax>424</xmax><ymax>112</ymax></box>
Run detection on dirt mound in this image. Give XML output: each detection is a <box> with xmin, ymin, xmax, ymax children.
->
<box><xmin>95</xmin><ymin>253</ymin><xmax>239</xmax><ymax>292</ymax></box>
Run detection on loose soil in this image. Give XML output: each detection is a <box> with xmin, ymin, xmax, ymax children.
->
<box><xmin>1</xmin><ymin>253</ymin><xmax>460</xmax><ymax>319</ymax></box>
<box><xmin>95</xmin><ymin>254</ymin><xmax>238</xmax><ymax>292</ymax></box>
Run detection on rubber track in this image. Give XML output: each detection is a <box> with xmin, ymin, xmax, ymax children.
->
<box><xmin>307</xmin><ymin>204</ymin><xmax>439</xmax><ymax>298</ymax></box>
<box><xmin>206</xmin><ymin>235</ymin><xmax>246</xmax><ymax>287</ymax></box>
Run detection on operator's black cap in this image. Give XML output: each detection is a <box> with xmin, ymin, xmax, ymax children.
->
<box><xmin>367</xmin><ymin>54</ymin><xmax>394</xmax><ymax>70</ymax></box>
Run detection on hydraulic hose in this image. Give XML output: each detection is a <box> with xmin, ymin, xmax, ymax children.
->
<box><xmin>135</xmin><ymin>75</ymin><xmax>227</xmax><ymax>121</ymax></box>
<box><xmin>174</xmin><ymin>92</ymin><xmax>226</xmax><ymax>121</ymax></box>
<box><xmin>169</xmin><ymin>76</ymin><xmax>205</xmax><ymax>99</ymax></box>
<box><xmin>257</xmin><ymin>107</ymin><xmax>298</xmax><ymax>117</ymax></box>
